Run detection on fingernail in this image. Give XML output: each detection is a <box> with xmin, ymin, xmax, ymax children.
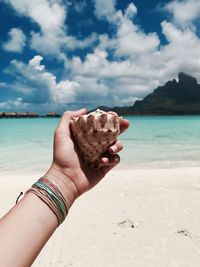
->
<box><xmin>110</xmin><ymin>146</ymin><xmax>116</xmax><ymax>153</ymax></box>
<box><xmin>101</xmin><ymin>157</ymin><xmax>109</xmax><ymax>163</ymax></box>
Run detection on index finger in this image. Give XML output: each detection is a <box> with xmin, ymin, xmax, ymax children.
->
<box><xmin>119</xmin><ymin>118</ymin><xmax>129</xmax><ymax>135</ymax></box>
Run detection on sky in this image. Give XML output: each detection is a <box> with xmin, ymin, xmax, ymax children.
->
<box><xmin>0</xmin><ymin>0</ymin><xmax>200</xmax><ymax>114</ymax></box>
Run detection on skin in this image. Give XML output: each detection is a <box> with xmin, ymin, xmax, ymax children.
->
<box><xmin>0</xmin><ymin>109</ymin><xmax>129</xmax><ymax>267</ymax></box>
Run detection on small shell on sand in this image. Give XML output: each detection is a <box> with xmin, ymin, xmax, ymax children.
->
<box><xmin>70</xmin><ymin>109</ymin><xmax>120</xmax><ymax>167</ymax></box>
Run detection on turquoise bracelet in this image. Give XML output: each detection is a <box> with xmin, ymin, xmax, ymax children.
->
<box><xmin>34</xmin><ymin>181</ymin><xmax>67</xmax><ymax>218</ymax></box>
<box><xmin>27</xmin><ymin>178</ymin><xmax>69</xmax><ymax>225</ymax></box>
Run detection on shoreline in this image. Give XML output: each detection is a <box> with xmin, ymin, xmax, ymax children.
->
<box><xmin>1</xmin><ymin>162</ymin><xmax>200</xmax><ymax>175</ymax></box>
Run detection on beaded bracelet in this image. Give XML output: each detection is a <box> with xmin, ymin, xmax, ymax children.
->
<box><xmin>26</xmin><ymin>176</ymin><xmax>69</xmax><ymax>226</ymax></box>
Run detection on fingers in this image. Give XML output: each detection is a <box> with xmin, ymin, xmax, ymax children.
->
<box><xmin>108</xmin><ymin>140</ymin><xmax>123</xmax><ymax>154</ymax></box>
<box><xmin>119</xmin><ymin>118</ymin><xmax>129</xmax><ymax>135</ymax></box>
<box><xmin>100</xmin><ymin>154</ymin><xmax>120</xmax><ymax>165</ymax></box>
<box><xmin>99</xmin><ymin>139</ymin><xmax>122</xmax><ymax>166</ymax></box>
<box><xmin>98</xmin><ymin>139</ymin><xmax>123</xmax><ymax>167</ymax></box>
<box><xmin>57</xmin><ymin>108</ymin><xmax>87</xmax><ymax>135</ymax></box>
<box><xmin>99</xmin><ymin>154</ymin><xmax>120</xmax><ymax>176</ymax></box>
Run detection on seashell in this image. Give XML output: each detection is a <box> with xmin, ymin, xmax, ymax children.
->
<box><xmin>70</xmin><ymin>109</ymin><xmax>120</xmax><ymax>167</ymax></box>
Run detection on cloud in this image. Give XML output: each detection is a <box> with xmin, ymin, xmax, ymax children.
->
<box><xmin>3</xmin><ymin>0</ymin><xmax>65</xmax><ymax>58</ymax></box>
<box><xmin>92</xmin><ymin>2</ymin><xmax>160</xmax><ymax>58</ymax></box>
<box><xmin>4</xmin><ymin>55</ymin><xmax>111</xmax><ymax>107</ymax></box>
<box><xmin>93</xmin><ymin>0</ymin><xmax>116</xmax><ymax>21</ymax></box>
<box><xmin>164</xmin><ymin>0</ymin><xmax>200</xmax><ymax>26</ymax></box>
<box><xmin>0</xmin><ymin>97</ymin><xmax>29</xmax><ymax>110</ymax></box>
<box><xmin>114</xmin><ymin>12</ymin><xmax>160</xmax><ymax>58</ymax></box>
<box><xmin>6</xmin><ymin>63</ymin><xmax>53</xmax><ymax>103</ymax></box>
<box><xmin>73</xmin><ymin>0</ymin><xmax>87</xmax><ymax>13</ymax></box>
<box><xmin>74</xmin><ymin>76</ymin><xmax>109</xmax><ymax>98</ymax></box>
<box><xmin>29</xmin><ymin>55</ymin><xmax>45</xmax><ymax>71</ymax></box>
<box><xmin>0</xmin><ymin>82</ymin><xmax>8</xmax><ymax>88</ymax></box>
<box><xmin>161</xmin><ymin>20</ymin><xmax>197</xmax><ymax>43</ymax></box>
<box><xmin>4</xmin><ymin>0</ymin><xmax>98</xmax><ymax>60</ymax></box>
<box><xmin>2</xmin><ymin>28</ymin><xmax>26</xmax><ymax>53</ymax></box>
<box><xmin>124</xmin><ymin>3</ymin><xmax>137</xmax><ymax>19</ymax></box>
<box><xmin>53</xmin><ymin>80</ymin><xmax>80</xmax><ymax>104</ymax></box>
<box><xmin>5</xmin><ymin>0</ymin><xmax>66</xmax><ymax>33</ymax></box>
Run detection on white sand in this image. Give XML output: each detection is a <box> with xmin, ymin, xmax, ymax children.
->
<box><xmin>1</xmin><ymin>167</ymin><xmax>200</xmax><ymax>267</ymax></box>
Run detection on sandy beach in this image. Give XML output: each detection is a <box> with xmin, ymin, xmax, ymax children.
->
<box><xmin>1</xmin><ymin>167</ymin><xmax>200</xmax><ymax>267</ymax></box>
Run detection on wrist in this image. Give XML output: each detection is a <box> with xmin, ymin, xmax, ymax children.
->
<box><xmin>44</xmin><ymin>165</ymin><xmax>79</xmax><ymax>209</ymax></box>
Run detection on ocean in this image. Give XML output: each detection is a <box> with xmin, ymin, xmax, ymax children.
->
<box><xmin>0</xmin><ymin>116</ymin><xmax>200</xmax><ymax>175</ymax></box>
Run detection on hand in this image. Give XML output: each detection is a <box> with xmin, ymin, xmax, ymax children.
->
<box><xmin>46</xmin><ymin>109</ymin><xmax>129</xmax><ymax>207</ymax></box>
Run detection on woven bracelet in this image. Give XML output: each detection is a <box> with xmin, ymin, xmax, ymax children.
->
<box><xmin>40</xmin><ymin>176</ymin><xmax>69</xmax><ymax>211</ymax></box>
<box><xmin>26</xmin><ymin>177</ymin><xmax>69</xmax><ymax>226</ymax></box>
<box><xmin>34</xmin><ymin>181</ymin><xmax>67</xmax><ymax>218</ymax></box>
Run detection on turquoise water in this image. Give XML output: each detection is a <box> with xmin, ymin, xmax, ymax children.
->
<box><xmin>120</xmin><ymin>116</ymin><xmax>200</xmax><ymax>169</ymax></box>
<box><xmin>0</xmin><ymin>116</ymin><xmax>200</xmax><ymax>174</ymax></box>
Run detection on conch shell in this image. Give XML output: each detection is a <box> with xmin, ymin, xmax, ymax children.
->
<box><xmin>70</xmin><ymin>109</ymin><xmax>120</xmax><ymax>167</ymax></box>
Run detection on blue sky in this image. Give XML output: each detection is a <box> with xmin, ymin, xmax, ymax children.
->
<box><xmin>0</xmin><ymin>0</ymin><xmax>200</xmax><ymax>114</ymax></box>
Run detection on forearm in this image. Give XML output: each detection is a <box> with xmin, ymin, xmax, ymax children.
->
<box><xmin>0</xmin><ymin>169</ymin><xmax>77</xmax><ymax>267</ymax></box>
<box><xmin>0</xmin><ymin>193</ymin><xmax>57</xmax><ymax>267</ymax></box>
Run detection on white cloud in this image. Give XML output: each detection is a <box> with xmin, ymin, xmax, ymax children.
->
<box><xmin>4</xmin><ymin>0</ymin><xmax>66</xmax><ymax>58</ymax></box>
<box><xmin>53</xmin><ymin>80</ymin><xmax>80</xmax><ymax>104</ymax></box>
<box><xmin>114</xmin><ymin>15</ymin><xmax>160</xmax><ymax>58</ymax></box>
<box><xmin>75</xmin><ymin>76</ymin><xmax>109</xmax><ymax>98</ymax></box>
<box><xmin>6</xmin><ymin>59</ymin><xmax>54</xmax><ymax>101</ymax></box>
<box><xmin>113</xmin><ymin>95</ymin><xmax>139</xmax><ymax>106</ymax></box>
<box><xmin>62</xmin><ymin>33</ymin><xmax>98</xmax><ymax>50</ymax></box>
<box><xmin>71</xmin><ymin>49</ymin><xmax>108</xmax><ymax>76</ymax></box>
<box><xmin>5</xmin><ymin>0</ymin><xmax>98</xmax><ymax>60</ymax></box>
<box><xmin>0</xmin><ymin>98</ymin><xmax>29</xmax><ymax>110</ymax></box>
<box><xmin>161</xmin><ymin>20</ymin><xmax>197</xmax><ymax>43</ymax></box>
<box><xmin>3</xmin><ymin>28</ymin><xmax>26</xmax><ymax>53</ymax></box>
<box><xmin>124</xmin><ymin>3</ymin><xmax>137</xmax><ymax>19</ymax></box>
<box><xmin>5</xmin><ymin>55</ymin><xmax>79</xmax><ymax>104</ymax></box>
<box><xmin>92</xmin><ymin>2</ymin><xmax>160</xmax><ymax>58</ymax></box>
<box><xmin>29</xmin><ymin>55</ymin><xmax>45</xmax><ymax>71</ymax></box>
<box><xmin>5</xmin><ymin>0</ymin><xmax>66</xmax><ymax>33</ymax></box>
<box><xmin>5</xmin><ymin>55</ymin><xmax>110</xmax><ymax>106</ymax></box>
<box><xmin>164</xmin><ymin>0</ymin><xmax>200</xmax><ymax>26</ymax></box>
<box><xmin>93</xmin><ymin>0</ymin><xmax>116</xmax><ymax>21</ymax></box>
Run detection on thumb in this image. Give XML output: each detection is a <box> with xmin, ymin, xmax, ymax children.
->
<box><xmin>57</xmin><ymin>109</ymin><xmax>87</xmax><ymax>135</ymax></box>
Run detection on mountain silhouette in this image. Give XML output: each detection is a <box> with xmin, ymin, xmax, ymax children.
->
<box><xmin>99</xmin><ymin>73</ymin><xmax>200</xmax><ymax>115</ymax></box>
<box><xmin>133</xmin><ymin>73</ymin><xmax>200</xmax><ymax>115</ymax></box>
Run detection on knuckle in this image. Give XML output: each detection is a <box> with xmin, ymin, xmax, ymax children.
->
<box><xmin>116</xmin><ymin>140</ymin><xmax>123</xmax><ymax>151</ymax></box>
<box><xmin>63</xmin><ymin>111</ymin><xmax>70</xmax><ymax>117</ymax></box>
